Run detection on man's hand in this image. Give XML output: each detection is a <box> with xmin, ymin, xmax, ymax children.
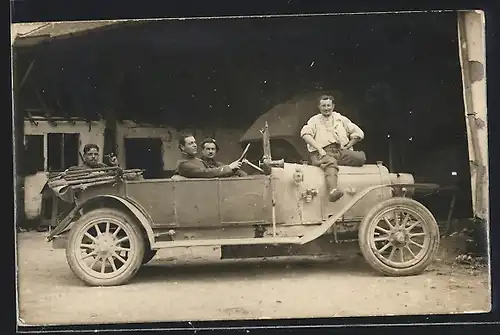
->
<box><xmin>229</xmin><ymin>161</ymin><xmax>243</xmax><ymax>170</ymax></box>
<box><xmin>108</xmin><ymin>153</ymin><xmax>119</xmax><ymax>166</ymax></box>
<box><xmin>342</xmin><ymin>138</ymin><xmax>359</xmax><ymax>150</ymax></box>
<box><xmin>317</xmin><ymin>147</ymin><xmax>327</xmax><ymax>158</ymax></box>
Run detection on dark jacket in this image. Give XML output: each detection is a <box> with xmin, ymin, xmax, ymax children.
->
<box><xmin>201</xmin><ymin>157</ymin><xmax>248</xmax><ymax>177</ymax></box>
<box><xmin>176</xmin><ymin>155</ymin><xmax>235</xmax><ymax>178</ymax></box>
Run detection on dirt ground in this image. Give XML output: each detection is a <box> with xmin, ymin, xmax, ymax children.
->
<box><xmin>16</xmin><ymin>231</ymin><xmax>490</xmax><ymax>326</ymax></box>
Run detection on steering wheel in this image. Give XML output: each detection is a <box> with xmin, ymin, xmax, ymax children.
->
<box><xmin>238</xmin><ymin>143</ymin><xmax>265</xmax><ymax>173</ymax></box>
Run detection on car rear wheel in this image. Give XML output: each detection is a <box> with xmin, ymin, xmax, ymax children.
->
<box><xmin>65</xmin><ymin>208</ymin><xmax>145</xmax><ymax>286</ymax></box>
<box><xmin>358</xmin><ymin>197</ymin><xmax>440</xmax><ymax>276</ymax></box>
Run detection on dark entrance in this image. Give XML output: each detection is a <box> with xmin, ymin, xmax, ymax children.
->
<box><xmin>47</xmin><ymin>133</ymin><xmax>80</xmax><ymax>172</ymax></box>
<box><xmin>124</xmin><ymin>138</ymin><xmax>164</xmax><ymax>179</ymax></box>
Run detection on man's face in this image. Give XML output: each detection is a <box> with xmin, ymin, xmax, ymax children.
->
<box><xmin>318</xmin><ymin>98</ymin><xmax>334</xmax><ymax>117</ymax></box>
<box><xmin>181</xmin><ymin>136</ymin><xmax>198</xmax><ymax>155</ymax></box>
<box><xmin>201</xmin><ymin>142</ymin><xmax>217</xmax><ymax>159</ymax></box>
<box><xmin>84</xmin><ymin>148</ymin><xmax>100</xmax><ymax>167</ymax></box>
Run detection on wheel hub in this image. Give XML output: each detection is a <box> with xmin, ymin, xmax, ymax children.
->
<box><xmin>95</xmin><ymin>233</ymin><xmax>116</xmax><ymax>257</ymax></box>
<box><xmin>391</xmin><ymin>230</ymin><xmax>408</xmax><ymax>247</ymax></box>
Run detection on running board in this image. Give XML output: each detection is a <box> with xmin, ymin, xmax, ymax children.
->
<box><xmin>152</xmin><ymin>236</ymin><xmax>301</xmax><ymax>249</ymax></box>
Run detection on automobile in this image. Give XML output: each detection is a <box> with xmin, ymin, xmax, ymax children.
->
<box><xmin>45</xmin><ymin>122</ymin><xmax>440</xmax><ymax>286</ymax></box>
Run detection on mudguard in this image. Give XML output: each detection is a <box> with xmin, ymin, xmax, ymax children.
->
<box><xmin>46</xmin><ymin>195</ymin><xmax>156</xmax><ymax>246</ymax></box>
<box><xmin>299</xmin><ymin>183</ymin><xmax>440</xmax><ymax>245</ymax></box>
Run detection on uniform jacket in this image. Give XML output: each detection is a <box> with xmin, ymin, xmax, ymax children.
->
<box><xmin>201</xmin><ymin>157</ymin><xmax>248</xmax><ymax>177</ymax></box>
<box><xmin>176</xmin><ymin>154</ymin><xmax>235</xmax><ymax>178</ymax></box>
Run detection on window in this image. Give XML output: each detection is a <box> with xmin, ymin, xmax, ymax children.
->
<box><xmin>47</xmin><ymin>133</ymin><xmax>80</xmax><ymax>172</ymax></box>
<box><xmin>23</xmin><ymin>135</ymin><xmax>44</xmax><ymax>175</ymax></box>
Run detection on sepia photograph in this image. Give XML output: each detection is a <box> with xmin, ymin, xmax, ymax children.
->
<box><xmin>12</xmin><ymin>9</ymin><xmax>491</xmax><ymax>327</ymax></box>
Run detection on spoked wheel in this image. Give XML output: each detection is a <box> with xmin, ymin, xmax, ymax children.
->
<box><xmin>358</xmin><ymin>197</ymin><xmax>440</xmax><ymax>276</ymax></box>
<box><xmin>66</xmin><ymin>208</ymin><xmax>145</xmax><ymax>286</ymax></box>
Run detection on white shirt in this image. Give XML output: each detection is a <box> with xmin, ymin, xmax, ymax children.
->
<box><xmin>300</xmin><ymin>112</ymin><xmax>364</xmax><ymax>152</ymax></box>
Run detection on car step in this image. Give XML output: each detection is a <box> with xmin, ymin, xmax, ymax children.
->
<box><xmin>152</xmin><ymin>236</ymin><xmax>301</xmax><ymax>249</ymax></box>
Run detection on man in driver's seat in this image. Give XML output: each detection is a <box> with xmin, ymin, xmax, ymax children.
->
<box><xmin>300</xmin><ymin>94</ymin><xmax>366</xmax><ymax>203</ymax></box>
<box><xmin>176</xmin><ymin>133</ymin><xmax>243</xmax><ymax>178</ymax></box>
<box><xmin>200</xmin><ymin>138</ymin><xmax>247</xmax><ymax>177</ymax></box>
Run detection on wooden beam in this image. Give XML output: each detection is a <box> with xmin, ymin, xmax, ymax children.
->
<box><xmin>26</xmin><ymin>111</ymin><xmax>38</xmax><ymax>126</ymax></box>
<box><xmin>56</xmin><ymin>97</ymin><xmax>75</xmax><ymax>125</ymax></box>
<box><xmin>19</xmin><ymin>59</ymin><xmax>36</xmax><ymax>92</ymax></box>
<box><xmin>35</xmin><ymin>87</ymin><xmax>56</xmax><ymax>126</ymax></box>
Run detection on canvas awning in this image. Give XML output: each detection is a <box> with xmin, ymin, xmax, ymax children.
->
<box><xmin>240</xmin><ymin>90</ymin><xmax>352</xmax><ymax>143</ymax></box>
<box><xmin>240</xmin><ymin>90</ymin><xmax>354</xmax><ymax>160</ymax></box>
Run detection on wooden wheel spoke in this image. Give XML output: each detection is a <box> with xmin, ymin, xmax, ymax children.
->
<box><xmin>374</xmin><ymin>235</ymin><xmax>390</xmax><ymax>242</ymax></box>
<box><xmin>105</xmin><ymin>221</ymin><xmax>110</xmax><ymax>233</ymax></box>
<box><xmin>94</xmin><ymin>224</ymin><xmax>102</xmax><ymax>236</ymax></box>
<box><xmin>394</xmin><ymin>211</ymin><xmax>400</xmax><ymax>227</ymax></box>
<box><xmin>409</xmin><ymin>239</ymin><xmax>424</xmax><ymax>249</ymax></box>
<box><xmin>115</xmin><ymin>246</ymin><xmax>131</xmax><ymax>252</ymax></box>
<box><xmin>375</xmin><ymin>226</ymin><xmax>390</xmax><ymax>234</ymax></box>
<box><xmin>401</xmin><ymin>213</ymin><xmax>410</xmax><ymax>228</ymax></box>
<box><xmin>405</xmin><ymin>245</ymin><xmax>417</xmax><ymax>258</ymax></box>
<box><xmin>383</xmin><ymin>217</ymin><xmax>395</xmax><ymax>229</ymax></box>
<box><xmin>113</xmin><ymin>252</ymin><xmax>127</xmax><ymax>264</ymax></box>
<box><xmin>378</xmin><ymin>242</ymin><xmax>392</xmax><ymax>253</ymax></box>
<box><xmin>82</xmin><ymin>251</ymin><xmax>97</xmax><ymax>260</ymax></box>
<box><xmin>388</xmin><ymin>246</ymin><xmax>397</xmax><ymax>260</ymax></box>
<box><xmin>112</xmin><ymin>227</ymin><xmax>121</xmax><ymax>237</ymax></box>
<box><xmin>107</xmin><ymin>256</ymin><xmax>117</xmax><ymax>272</ymax></box>
<box><xmin>116</xmin><ymin>236</ymin><xmax>129</xmax><ymax>245</ymax></box>
<box><xmin>89</xmin><ymin>256</ymin><xmax>100</xmax><ymax>269</ymax></box>
<box><xmin>100</xmin><ymin>258</ymin><xmax>106</xmax><ymax>273</ymax></box>
<box><xmin>80</xmin><ymin>243</ymin><xmax>95</xmax><ymax>250</ymax></box>
<box><xmin>409</xmin><ymin>232</ymin><xmax>426</xmax><ymax>237</ymax></box>
<box><xmin>398</xmin><ymin>247</ymin><xmax>404</xmax><ymax>263</ymax></box>
<box><xmin>405</xmin><ymin>220</ymin><xmax>421</xmax><ymax>232</ymax></box>
<box><xmin>84</xmin><ymin>232</ymin><xmax>97</xmax><ymax>242</ymax></box>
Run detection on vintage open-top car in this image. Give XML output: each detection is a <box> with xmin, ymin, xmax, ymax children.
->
<box><xmin>45</xmin><ymin>123</ymin><xmax>440</xmax><ymax>286</ymax></box>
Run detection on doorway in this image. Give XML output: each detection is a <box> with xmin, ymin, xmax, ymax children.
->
<box><xmin>124</xmin><ymin>138</ymin><xmax>164</xmax><ymax>179</ymax></box>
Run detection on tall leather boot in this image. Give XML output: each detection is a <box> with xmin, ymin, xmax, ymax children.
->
<box><xmin>325</xmin><ymin>166</ymin><xmax>343</xmax><ymax>202</ymax></box>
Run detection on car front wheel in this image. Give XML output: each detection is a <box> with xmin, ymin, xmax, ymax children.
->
<box><xmin>358</xmin><ymin>197</ymin><xmax>440</xmax><ymax>276</ymax></box>
<box><xmin>65</xmin><ymin>208</ymin><xmax>145</xmax><ymax>286</ymax></box>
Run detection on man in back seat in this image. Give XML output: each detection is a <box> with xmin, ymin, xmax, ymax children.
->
<box><xmin>175</xmin><ymin>133</ymin><xmax>243</xmax><ymax>178</ymax></box>
<box><xmin>300</xmin><ymin>94</ymin><xmax>366</xmax><ymax>203</ymax></box>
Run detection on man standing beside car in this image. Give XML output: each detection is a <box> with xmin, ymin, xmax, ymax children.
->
<box><xmin>176</xmin><ymin>133</ymin><xmax>243</xmax><ymax>178</ymax></box>
<box><xmin>200</xmin><ymin>138</ymin><xmax>247</xmax><ymax>177</ymax></box>
<box><xmin>300</xmin><ymin>94</ymin><xmax>366</xmax><ymax>202</ymax></box>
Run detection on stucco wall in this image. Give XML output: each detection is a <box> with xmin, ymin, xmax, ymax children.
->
<box><xmin>115</xmin><ymin>121</ymin><xmax>245</xmax><ymax>171</ymax></box>
<box><xmin>23</xmin><ymin>119</ymin><xmax>106</xmax><ymax>219</ymax></box>
<box><xmin>24</xmin><ymin>119</ymin><xmax>106</xmax><ymax>166</ymax></box>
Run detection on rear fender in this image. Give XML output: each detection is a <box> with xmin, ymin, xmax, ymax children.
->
<box><xmin>46</xmin><ymin>195</ymin><xmax>156</xmax><ymax>246</ymax></box>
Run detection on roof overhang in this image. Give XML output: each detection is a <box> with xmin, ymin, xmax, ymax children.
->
<box><xmin>11</xmin><ymin>20</ymin><xmax>125</xmax><ymax>48</ymax></box>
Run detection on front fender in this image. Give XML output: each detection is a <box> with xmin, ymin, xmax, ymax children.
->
<box><xmin>46</xmin><ymin>195</ymin><xmax>156</xmax><ymax>247</ymax></box>
<box><xmin>299</xmin><ymin>183</ymin><xmax>440</xmax><ymax>245</ymax></box>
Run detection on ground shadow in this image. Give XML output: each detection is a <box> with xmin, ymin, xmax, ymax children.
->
<box><xmin>132</xmin><ymin>254</ymin><xmax>378</xmax><ymax>284</ymax></box>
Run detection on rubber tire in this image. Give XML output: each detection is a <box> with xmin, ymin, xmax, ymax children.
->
<box><xmin>65</xmin><ymin>208</ymin><xmax>145</xmax><ymax>286</ymax></box>
<box><xmin>142</xmin><ymin>249</ymin><xmax>158</xmax><ymax>265</ymax></box>
<box><xmin>358</xmin><ymin>197</ymin><xmax>440</xmax><ymax>276</ymax></box>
